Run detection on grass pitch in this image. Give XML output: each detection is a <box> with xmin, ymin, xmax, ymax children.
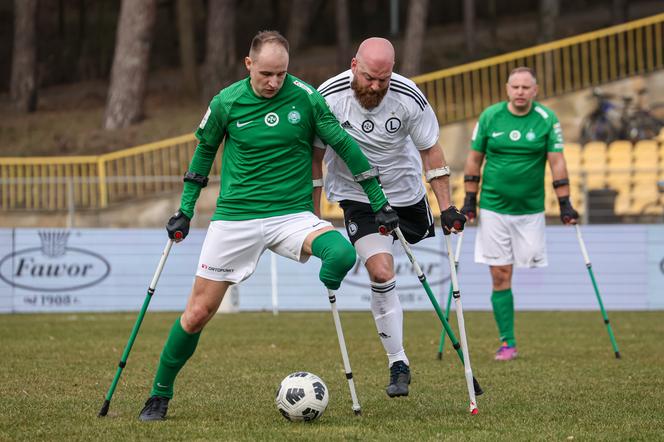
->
<box><xmin>1</xmin><ymin>310</ymin><xmax>663</xmax><ymax>441</ymax></box>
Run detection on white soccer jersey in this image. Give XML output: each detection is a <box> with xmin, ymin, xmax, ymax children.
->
<box><xmin>315</xmin><ymin>70</ymin><xmax>440</xmax><ymax>206</ymax></box>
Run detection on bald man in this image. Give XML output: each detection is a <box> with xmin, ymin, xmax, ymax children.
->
<box><xmin>137</xmin><ymin>31</ymin><xmax>399</xmax><ymax>422</ymax></box>
<box><xmin>314</xmin><ymin>37</ymin><xmax>465</xmax><ymax>398</ymax></box>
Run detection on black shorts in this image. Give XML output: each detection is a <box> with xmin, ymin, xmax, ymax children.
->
<box><xmin>339</xmin><ymin>196</ymin><xmax>435</xmax><ymax>245</ymax></box>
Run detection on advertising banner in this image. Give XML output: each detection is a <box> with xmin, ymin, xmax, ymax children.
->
<box><xmin>0</xmin><ymin>226</ymin><xmax>662</xmax><ymax>313</ymax></box>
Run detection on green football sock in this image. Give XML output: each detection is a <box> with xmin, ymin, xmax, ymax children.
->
<box><xmin>150</xmin><ymin>317</ymin><xmax>201</xmax><ymax>399</ymax></box>
<box><xmin>311</xmin><ymin>230</ymin><xmax>357</xmax><ymax>290</ymax></box>
<box><xmin>491</xmin><ymin>288</ymin><xmax>516</xmax><ymax>347</ymax></box>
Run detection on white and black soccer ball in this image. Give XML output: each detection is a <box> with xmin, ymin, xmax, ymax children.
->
<box><xmin>275</xmin><ymin>372</ymin><xmax>329</xmax><ymax>422</ymax></box>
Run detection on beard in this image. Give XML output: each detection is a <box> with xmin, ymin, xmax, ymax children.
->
<box><xmin>351</xmin><ymin>77</ymin><xmax>388</xmax><ymax>109</ymax></box>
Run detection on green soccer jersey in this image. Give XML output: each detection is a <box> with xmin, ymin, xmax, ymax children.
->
<box><xmin>180</xmin><ymin>74</ymin><xmax>386</xmax><ymax>221</ymax></box>
<box><xmin>471</xmin><ymin>101</ymin><xmax>564</xmax><ymax>215</ymax></box>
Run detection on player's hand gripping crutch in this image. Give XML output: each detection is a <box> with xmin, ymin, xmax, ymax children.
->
<box><xmin>437</xmin><ymin>232</ymin><xmax>463</xmax><ymax>360</ymax></box>
<box><xmin>573</xmin><ymin>224</ymin><xmax>621</xmax><ymax>359</ymax></box>
<box><xmin>99</xmin><ymin>238</ymin><xmax>176</xmax><ymax>416</ymax></box>
<box><xmin>327</xmin><ymin>290</ymin><xmax>362</xmax><ymax>415</ymax></box>
<box><xmin>394</xmin><ymin>227</ymin><xmax>481</xmax><ymax>414</ymax></box>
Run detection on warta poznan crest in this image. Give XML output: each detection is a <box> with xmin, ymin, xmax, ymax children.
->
<box><xmin>0</xmin><ymin>230</ymin><xmax>110</xmax><ymax>291</ymax></box>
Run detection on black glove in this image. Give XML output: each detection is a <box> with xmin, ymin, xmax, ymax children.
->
<box><xmin>461</xmin><ymin>192</ymin><xmax>477</xmax><ymax>222</ymax></box>
<box><xmin>558</xmin><ymin>196</ymin><xmax>579</xmax><ymax>224</ymax></box>
<box><xmin>441</xmin><ymin>205</ymin><xmax>466</xmax><ymax>235</ymax></box>
<box><xmin>375</xmin><ymin>203</ymin><xmax>399</xmax><ymax>235</ymax></box>
<box><xmin>166</xmin><ymin>209</ymin><xmax>190</xmax><ymax>242</ymax></box>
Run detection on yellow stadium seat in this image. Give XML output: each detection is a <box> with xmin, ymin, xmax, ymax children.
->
<box><xmin>582</xmin><ymin>141</ymin><xmax>608</xmax><ymax>189</ymax></box>
<box><xmin>563</xmin><ymin>142</ymin><xmax>581</xmax><ymax>172</ymax></box>
<box><xmin>613</xmin><ymin>188</ymin><xmax>632</xmax><ymax>215</ymax></box>
<box><xmin>631</xmin><ymin>182</ymin><xmax>663</xmax><ymax>215</ymax></box>
<box><xmin>633</xmin><ymin>140</ymin><xmax>659</xmax><ymax>169</ymax></box>
<box><xmin>632</xmin><ymin>171</ymin><xmax>658</xmax><ymax>186</ymax></box>
<box><xmin>321</xmin><ymin>194</ymin><xmax>343</xmax><ymax>220</ymax></box>
<box><xmin>607</xmin><ymin>140</ymin><xmax>633</xmax><ymax>166</ymax></box>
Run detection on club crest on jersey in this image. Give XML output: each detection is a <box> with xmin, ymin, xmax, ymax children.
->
<box><xmin>361</xmin><ymin>120</ymin><xmax>374</xmax><ymax>133</ymax></box>
<box><xmin>287</xmin><ymin>110</ymin><xmax>301</xmax><ymax>124</ymax></box>
<box><xmin>526</xmin><ymin>130</ymin><xmax>536</xmax><ymax>141</ymax></box>
<box><xmin>385</xmin><ymin>117</ymin><xmax>401</xmax><ymax>134</ymax></box>
<box><xmin>509</xmin><ymin>130</ymin><xmax>521</xmax><ymax>141</ymax></box>
<box><xmin>265</xmin><ymin>112</ymin><xmax>280</xmax><ymax>127</ymax></box>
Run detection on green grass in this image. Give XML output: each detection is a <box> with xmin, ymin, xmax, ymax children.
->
<box><xmin>1</xmin><ymin>311</ymin><xmax>663</xmax><ymax>441</ymax></box>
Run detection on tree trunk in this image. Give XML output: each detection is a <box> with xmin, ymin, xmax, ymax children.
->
<box><xmin>176</xmin><ymin>0</ymin><xmax>199</xmax><ymax>95</ymax></box>
<box><xmin>538</xmin><ymin>0</ymin><xmax>559</xmax><ymax>43</ymax></box>
<box><xmin>10</xmin><ymin>0</ymin><xmax>38</xmax><ymax>113</ymax></box>
<box><xmin>488</xmin><ymin>0</ymin><xmax>498</xmax><ymax>46</ymax></box>
<box><xmin>400</xmin><ymin>0</ymin><xmax>428</xmax><ymax>77</ymax></box>
<box><xmin>103</xmin><ymin>0</ymin><xmax>157</xmax><ymax>130</ymax></box>
<box><xmin>463</xmin><ymin>0</ymin><xmax>476</xmax><ymax>57</ymax></box>
<box><xmin>202</xmin><ymin>0</ymin><xmax>237</xmax><ymax>102</ymax></box>
<box><xmin>335</xmin><ymin>0</ymin><xmax>351</xmax><ymax>71</ymax></box>
<box><xmin>611</xmin><ymin>0</ymin><xmax>629</xmax><ymax>24</ymax></box>
<box><xmin>286</xmin><ymin>0</ymin><xmax>320</xmax><ymax>53</ymax></box>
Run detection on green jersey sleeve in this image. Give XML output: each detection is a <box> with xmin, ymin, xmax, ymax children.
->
<box><xmin>310</xmin><ymin>90</ymin><xmax>387</xmax><ymax>212</ymax></box>
<box><xmin>180</xmin><ymin>96</ymin><xmax>228</xmax><ymax>219</ymax></box>
<box><xmin>547</xmin><ymin>113</ymin><xmax>564</xmax><ymax>152</ymax></box>
<box><xmin>470</xmin><ymin>111</ymin><xmax>489</xmax><ymax>153</ymax></box>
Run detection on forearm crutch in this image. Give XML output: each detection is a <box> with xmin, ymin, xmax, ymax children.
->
<box><xmin>328</xmin><ymin>289</ymin><xmax>362</xmax><ymax>415</ymax></box>
<box><xmin>437</xmin><ymin>232</ymin><xmax>464</xmax><ymax>360</ymax></box>
<box><xmin>99</xmin><ymin>239</ymin><xmax>175</xmax><ymax>417</ymax></box>
<box><xmin>394</xmin><ymin>228</ymin><xmax>481</xmax><ymax>414</ymax></box>
<box><xmin>574</xmin><ymin>224</ymin><xmax>621</xmax><ymax>359</ymax></box>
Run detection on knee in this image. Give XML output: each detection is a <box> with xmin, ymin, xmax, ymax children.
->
<box><xmin>324</xmin><ymin>240</ymin><xmax>357</xmax><ymax>284</ymax></box>
<box><xmin>181</xmin><ymin>305</ymin><xmax>212</xmax><ymax>333</ymax></box>
<box><xmin>312</xmin><ymin>231</ymin><xmax>357</xmax><ymax>290</ymax></box>
<box><xmin>182</xmin><ymin>295</ymin><xmax>217</xmax><ymax>333</ymax></box>
<box><xmin>369</xmin><ymin>266</ymin><xmax>394</xmax><ymax>283</ymax></box>
<box><xmin>490</xmin><ymin>267</ymin><xmax>511</xmax><ymax>289</ymax></box>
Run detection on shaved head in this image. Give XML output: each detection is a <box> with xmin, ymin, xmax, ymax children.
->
<box><xmin>351</xmin><ymin>37</ymin><xmax>395</xmax><ymax>109</ymax></box>
<box><xmin>355</xmin><ymin>37</ymin><xmax>395</xmax><ymax>74</ymax></box>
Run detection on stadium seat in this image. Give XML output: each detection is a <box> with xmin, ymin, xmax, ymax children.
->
<box><xmin>450</xmin><ymin>174</ymin><xmax>465</xmax><ymax>208</ymax></box>
<box><xmin>582</xmin><ymin>141</ymin><xmax>608</xmax><ymax>189</ymax></box>
<box><xmin>607</xmin><ymin>140</ymin><xmax>633</xmax><ymax>166</ymax></box>
<box><xmin>563</xmin><ymin>142</ymin><xmax>581</xmax><ymax>172</ymax></box>
<box><xmin>613</xmin><ymin>189</ymin><xmax>632</xmax><ymax>215</ymax></box>
<box><xmin>321</xmin><ymin>194</ymin><xmax>344</xmax><ymax>219</ymax></box>
<box><xmin>633</xmin><ymin>140</ymin><xmax>659</xmax><ymax>169</ymax></box>
<box><xmin>631</xmin><ymin>182</ymin><xmax>663</xmax><ymax>215</ymax></box>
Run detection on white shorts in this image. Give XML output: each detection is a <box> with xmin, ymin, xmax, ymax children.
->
<box><xmin>474</xmin><ymin>208</ymin><xmax>547</xmax><ymax>268</ymax></box>
<box><xmin>196</xmin><ymin>212</ymin><xmax>332</xmax><ymax>283</ymax></box>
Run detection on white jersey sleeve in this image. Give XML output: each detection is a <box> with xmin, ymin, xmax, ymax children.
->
<box><xmin>388</xmin><ymin>76</ymin><xmax>439</xmax><ymax>150</ymax></box>
<box><xmin>318</xmin><ymin>70</ymin><xmax>440</xmax><ymax>206</ymax></box>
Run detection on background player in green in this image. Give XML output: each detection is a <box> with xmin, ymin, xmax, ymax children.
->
<box><xmin>138</xmin><ymin>30</ymin><xmax>399</xmax><ymax>421</ymax></box>
<box><xmin>461</xmin><ymin>67</ymin><xmax>579</xmax><ymax>361</ymax></box>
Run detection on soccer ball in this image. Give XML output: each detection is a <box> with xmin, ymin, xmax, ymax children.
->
<box><xmin>275</xmin><ymin>372</ymin><xmax>329</xmax><ymax>422</ymax></box>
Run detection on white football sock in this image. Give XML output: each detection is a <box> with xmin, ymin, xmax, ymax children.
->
<box><xmin>370</xmin><ymin>278</ymin><xmax>409</xmax><ymax>367</ymax></box>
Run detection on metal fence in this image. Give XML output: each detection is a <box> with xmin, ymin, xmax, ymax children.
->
<box><xmin>2</xmin><ymin>138</ymin><xmax>664</xmax><ymax>222</ymax></box>
<box><xmin>1</xmin><ymin>14</ymin><xmax>663</xmax><ymax>216</ymax></box>
<box><xmin>411</xmin><ymin>13</ymin><xmax>664</xmax><ymax>125</ymax></box>
<box><xmin>0</xmin><ymin>134</ymin><xmax>204</xmax><ymax>210</ymax></box>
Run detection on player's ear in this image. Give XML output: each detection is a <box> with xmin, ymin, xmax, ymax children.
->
<box><xmin>244</xmin><ymin>56</ymin><xmax>252</xmax><ymax>72</ymax></box>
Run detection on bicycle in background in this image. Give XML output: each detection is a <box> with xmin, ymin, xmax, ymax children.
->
<box><xmin>579</xmin><ymin>88</ymin><xmax>664</xmax><ymax>144</ymax></box>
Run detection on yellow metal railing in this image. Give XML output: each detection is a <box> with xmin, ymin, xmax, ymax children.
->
<box><xmin>1</xmin><ymin>14</ymin><xmax>663</xmax><ymax>216</ymax></box>
<box><xmin>412</xmin><ymin>13</ymin><xmax>664</xmax><ymax>125</ymax></box>
<box><xmin>0</xmin><ymin>134</ymin><xmax>202</xmax><ymax>210</ymax></box>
